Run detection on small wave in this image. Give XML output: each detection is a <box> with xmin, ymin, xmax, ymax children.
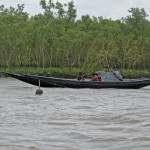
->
<box><xmin>100</xmin><ymin>127</ymin><xmax>124</xmax><ymax>132</ymax></box>
<box><xmin>43</xmin><ymin>121</ymin><xmax>76</xmax><ymax>126</ymax></box>
<box><xmin>29</xmin><ymin>146</ymin><xmax>43</xmax><ymax>150</ymax></box>
<box><xmin>0</xmin><ymin>144</ymin><xmax>26</xmax><ymax>149</ymax></box>
<box><xmin>119</xmin><ymin>119</ymin><xmax>144</xmax><ymax>124</ymax></box>
<box><xmin>75</xmin><ymin>105</ymin><xmax>94</xmax><ymax>110</ymax></box>
<box><xmin>141</xmin><ymin>123</ymin><xmax>150</xmax><ymax>127</ymax></box>
<box><xmin>89</xmin><ymin>137</ymin><xmax>127</xmax><ymax>142</ymax></box>
<box><xmin>68</xmin><ymin>132</ymin><xmax>90</xmax><ymax>140</ymax></box>
<box><xmin>133</xmin><ymin>137</ymin><xmax>150</xmax><ymax>141</ymax></box>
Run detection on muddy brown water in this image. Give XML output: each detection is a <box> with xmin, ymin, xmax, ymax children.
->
<box><xmin>0</xmin><ymin>78</ymin><xmax>150</xmax><ymax>150</ymax></box>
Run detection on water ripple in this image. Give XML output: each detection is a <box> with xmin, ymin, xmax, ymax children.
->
<box><xmin>1</xmin><ymin>78</ymin><xmax>150</xmax><ymax>150</ymax></box>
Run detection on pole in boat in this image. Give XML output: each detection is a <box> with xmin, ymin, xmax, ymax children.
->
<box><xmin>35</xmin><ymin>80</ymin><xmax>43</xmax><ymax>95</ymax></box>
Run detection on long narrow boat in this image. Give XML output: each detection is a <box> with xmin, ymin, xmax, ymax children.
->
<box><xmin>2</xmin><ymin>72</ymin><xmax>61</xmax><ymax>87</ymax></box>
<box><xmin>2</xmin><ymin>72</ymin><xmax>150</xmax><ymax>89</ymax></box>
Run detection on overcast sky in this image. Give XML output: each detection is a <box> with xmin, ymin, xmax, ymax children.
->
<box><xmin>1</xmin><ymin>0</ymin><xmax>150</xmax><ymax>20</ymax></box>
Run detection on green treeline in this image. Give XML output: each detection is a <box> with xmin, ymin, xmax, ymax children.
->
<box><xmin>0</xmin><ymin>0</ymin><xmax>150</xmax><ymax>71</ymax></box>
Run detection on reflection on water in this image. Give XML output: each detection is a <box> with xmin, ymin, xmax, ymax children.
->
<box><xmin>0</xmin><ymin>78</ymin><xmax>150</xmax><ymax>150</ymax></box>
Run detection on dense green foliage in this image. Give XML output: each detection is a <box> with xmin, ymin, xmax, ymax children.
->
<box><xmin>0</xmin><ymin>0</ymin><xmax>150</xmax><ymax>71</ymax></box>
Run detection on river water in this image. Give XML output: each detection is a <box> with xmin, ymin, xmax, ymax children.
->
<box><xmin>0</xmin><ymin>78</ymin><xmax>150</xmax><ymax>150</ymax></box>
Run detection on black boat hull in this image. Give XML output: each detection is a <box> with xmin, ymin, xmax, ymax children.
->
<box><xmin>25</xmin><ymin>74</ymin><xmax>150</xmax><ymax>89</ymax></box>
<box><xmin>2</xmin><ymin>72</ymin><xmax>61</xmax><ymax>87</ymax></box>
<box><xmin>2</xmin><ymin>72</ymin><xmax>150</xmax><ymax>89</ymax></box>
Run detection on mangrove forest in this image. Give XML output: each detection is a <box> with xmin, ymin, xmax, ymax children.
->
<box><xmin>0</xmin><ymin>0</ymin><xmax>150</xmax><ymax>77</ymax></box>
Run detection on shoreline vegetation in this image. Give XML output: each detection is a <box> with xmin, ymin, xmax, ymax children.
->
<box><xmin>0</xmin><ymin>1</ymin><xmax>150</xmax><ymax>77</ymax></box>
<box><xmin>0</xmin><ymin>68</ymin><xmax>150</xmax><ymax>79</ymax></box>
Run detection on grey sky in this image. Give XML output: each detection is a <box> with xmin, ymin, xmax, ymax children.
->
<box><xmin>1</xmin><ymin>0</ymin><xmax>150</xmax><ymax>20</ymax></box>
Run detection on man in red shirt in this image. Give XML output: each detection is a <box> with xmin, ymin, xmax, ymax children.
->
<box><xmin>91</xmin><ymin>73</ymin><xmax>99</xmax><ymax>81</ymax></box>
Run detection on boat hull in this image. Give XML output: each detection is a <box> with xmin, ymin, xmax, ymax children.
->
<box><xmin>2</xmin><ymin>72</ymin><xmax>150</xmax><ymax>89</ymax></box>
<box><xmin>25</xmin><ymin>74</ymin><xmax>150</xmax><ymax>89</ymax></box>
<box><xmin>2</xmin><ymin>72</ymin><xmax>61</xmax><ymax>87</ymax></box>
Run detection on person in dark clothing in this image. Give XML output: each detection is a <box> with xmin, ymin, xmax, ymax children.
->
<box><xmin>77</xmin><ymin>72</ymin><xmax>84</xmax><ymax>81</ymax></box>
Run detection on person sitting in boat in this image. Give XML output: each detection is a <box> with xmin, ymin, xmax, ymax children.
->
<box><xmin>91</xmin><ymin>73</ymin><xmax>99</xmax><ymax>81</ymax></box>
<box><xmin>77</xmin><ymin>72</ymin><xmax>84</xmax><ymax>81</ymax></box>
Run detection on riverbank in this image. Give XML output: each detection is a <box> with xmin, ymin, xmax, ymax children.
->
<box><xmin>0</xmin><ymin>67</ymin><xmax>150</xmax><ymax>79</ymax></box>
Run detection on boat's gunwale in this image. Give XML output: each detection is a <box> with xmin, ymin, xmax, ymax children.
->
<box><xmin>25</xmin><ymin>74</ymin><xmax>150</xmax><ymax>84</ymax></box>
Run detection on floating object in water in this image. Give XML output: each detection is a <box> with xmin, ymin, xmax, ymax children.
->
<box><xmin>35</xmin><ymin>88</ymin><xmax>43</xmax><ymax>95</ymax></box>
<box><xmin>35</xmin><ymin>80</ymin><xmax>43</xmax><ymax>95</ymax></box>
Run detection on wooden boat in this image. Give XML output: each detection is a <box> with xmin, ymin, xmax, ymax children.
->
<box><xmin>2</xmin><ymin>72</ymin><xmax>150</xmax><ymax>89</ymax></box>
<box><xmin>2</xmin><ymin>72</ymin><xmax>61</xmax><ymax>87</ymax></box>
